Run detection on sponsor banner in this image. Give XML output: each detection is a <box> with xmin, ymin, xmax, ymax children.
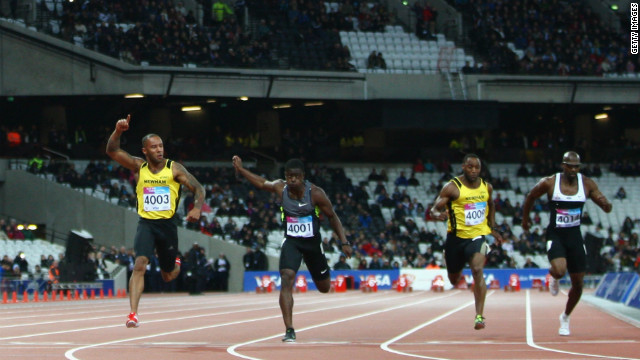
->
<box><xmin>626</xmin><ymin>281</ymin><xmax>640</xmax><ymax>310</ymax></box>
<box><xmin>400</xmin><ymin>268</ymin><xmax>550</xmax><ymax>291</ymax></box>
<box><xmin>603</xmin><ymin>272</ymin><xmax>639</xmax><ymax>303</ymax></box>
<box><xmin>595</xmin><ymin>273</ymin><xmax>619</xmax><ymax>298</ymax></box>
<box><xmin>400</xmin><ymin>269</ymin><xmax>451</xmax><ymax>290</ymax></box>
<box><xmin>0</xmin><ymin>279</ymin><xmax>114</xmax><ymax>294</ymax></box>
<box><xmin>243</xmin><ymin>270</ymin><xmax>399</xmax><ymax>292</ymax></box>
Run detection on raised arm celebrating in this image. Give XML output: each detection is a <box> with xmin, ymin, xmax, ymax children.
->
<box><xmin>106</xmin><ymin>114</ymin><xmax>144</xmax><ymax>172</ymax></box>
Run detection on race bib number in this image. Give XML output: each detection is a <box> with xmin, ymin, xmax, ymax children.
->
<box><xmin>464</xmin><ymin>202</ymin><xmax>487</xmax><ymax>226</ymax></box>
<box><xmin>556</xmin><ymin>208</ymin><xmax>581</xmax><ymax>228</ymax></box>
<box><xmin>286</xmin><ymin>216</ymin><xmax>313</xmax><ymax>238</ymax></box>
<box><xmin>143</xmin><ymin>186</ymin><xmax>171</xmax><ymax>212</ymax></box>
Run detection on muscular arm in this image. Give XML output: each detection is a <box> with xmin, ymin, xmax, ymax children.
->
<box><xmin>584</xmin><ymin>177</ymin><xmax>612</xmax><ymax>213</ymax></box>
<box><xmin>105</xmin><ymin>115</ymin><xmax>143</xmax><ymax>171</ymax></box>
<box><xmin>522</xmin><ymin>176</ymin><xmax>553</xmax><ymax>231</ymax></box>
<box><xmin>173</xmin><ymin>162</ymin><xmax>205</xmax><ymax>222</ymax></box>
<box><xmin>429</xmin><ymin>182</ymin><xmax>459</xmax><ymax>221</ymax></box>
<box><xmin>311</xmin><ymin>186</ymin><xmax>352</xmax><ymax>258</ymax></box>
<box><xmin>232</xmin><ymin>155</ymin><xmax>284</xmax><ymax>195</ymax></box>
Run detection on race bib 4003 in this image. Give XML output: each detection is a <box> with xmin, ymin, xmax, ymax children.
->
<box><xmin>556</xmin><ymin>208</ymin><xmax>581</xmax><ymax>228</ymax></box>
<box><xmin>464</xmin><ymin>202</ymin><xmax>487</xmax><ymax>226</ymax></box>
<box><xmin>286</xmin><ymin>215</ymin><xmax>313</xmax><ymax>237</ymax></box>
<box><xmin>143</xmin><ymin>186</ymin><xmax>171</xmax><ymax>212</ymax></box>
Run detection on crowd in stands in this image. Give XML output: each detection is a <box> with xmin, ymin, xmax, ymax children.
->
<box><xmin>51</xmin><ymin>0</ymin><xmax>276</xmax><ymax>68</ymax></box>
<box><xmin>3</xmin><ymin>0</ymin><xmax>637</xmax><ymax>76</ymax></box>
<box><xmin>451</xmin><ymin>0</ymin><xmax>639</xmax><ymax>76</ymax></box>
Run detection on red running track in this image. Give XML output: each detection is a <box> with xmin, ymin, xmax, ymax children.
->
<box><xmin>0</xmin><ymin>289</ymin><xmax>638</xmax><ymax>360</ymax></box>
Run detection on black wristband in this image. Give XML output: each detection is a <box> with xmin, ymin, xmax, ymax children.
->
<box><xmin>341</xmin><ymin>242</ymin><xmax>351</xmax><ymax>247</ymax></box>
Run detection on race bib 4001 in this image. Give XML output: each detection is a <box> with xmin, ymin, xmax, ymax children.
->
<box><xmin>143</xmin><ymin>186</ymin><xmax>171</xmax><ymax>212</ymax></box>
<box><xmin>556</xmin><ymin>208</ymin><xmax>581</xmax><ymax>228</ymax></box>
<box><xmin>286</xmin><ymin>215</ymin><xmax>313</xmax><ymax>237</ymax></box>
<box><xmin>464</xmin><ymin>202</ymin><xmax>487</xmax><ymax>226</ymax></box>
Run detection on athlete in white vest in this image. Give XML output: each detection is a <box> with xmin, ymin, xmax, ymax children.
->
<box><xmin>523</xmin><ymin>151</ymin><xmax>612</xmax><ymax>336</ymax></box>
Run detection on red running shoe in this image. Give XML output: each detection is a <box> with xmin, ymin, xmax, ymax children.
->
<box><xmin>126</xmin><ymin>312</ymin><xmax>139</xmax><ymax>328</ymax></box>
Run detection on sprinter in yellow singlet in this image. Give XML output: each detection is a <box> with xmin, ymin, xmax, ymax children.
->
<box><xmin>106</xmin><ymin>114</ymin><xmax>205</xmax><ymax>328</ymax></box>
<box><xmin>430</xmin><ymin>153</ymin><xmax>502</xmax><ymax>330</ymax></box>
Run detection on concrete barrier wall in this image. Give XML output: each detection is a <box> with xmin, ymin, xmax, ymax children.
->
<box><xmin>0</xmin><ymin>170</ymin><xmax>279</xmax><ymax>292</ymax></box>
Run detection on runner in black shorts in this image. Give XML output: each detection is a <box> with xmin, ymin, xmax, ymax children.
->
<box><xmin>523</xmin><ymin>151</ymin><xmax>612</xmax><ymax>336</ymax></box>
<box><xmin>107</xmin><ymin>114</ymin><xmax>205</xmax><ymax>328</ymax></box>
<box><xmin>444</xmin><ymin>234</ymin><xmax>490</xmax><ymax>274</ymax></box>
<box><xmin>134</xmin><ymin>218</ymin><xmax>179</xmax><ymax>273</ymax></box>
<box><xmin>430</xmin><ymin>154</ymin><xmax>502</xmax><ymax>330</ymax></box>
<box><xmin>233</xmin><ymin>156</ymin><xmax>352</xmax><ymax>343</ymax></box>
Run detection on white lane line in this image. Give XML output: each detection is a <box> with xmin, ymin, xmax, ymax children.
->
<box><xmin>379</xmin><ymin>290</ymin><xmax>497</xmax><ymax>360</ymax></box>
<box><xmin>227</xmin><ymin>291</ymin><xmax>460</xmax><ymax>360</ymax></box>
<box><xmin>0</xmin><ymin>295</ymin><xmax>327</xmax><ymax>328</ymax></box>
<box><xmin>65</xmin><ymin>292</ymin><xmax>427</xmax><ymax>360</ymax></box>
<box><xmin>525</xmin><ymin>290</ymin><xmax>640</xmax><ymax>360</ymax></box>
<box><xmin>0</xmin><ymin>293</ymin><xmax>295</xmax><ymax>322</ymax></box>
<box><xmin>379</xmin><ymin>300</ymin><xmax>475</xmax><ymax>360</ymax></box>
<box><xmin>0</xmin><ymin>295</ymin><xmax>347</xmax><ymax>341</ymax></box>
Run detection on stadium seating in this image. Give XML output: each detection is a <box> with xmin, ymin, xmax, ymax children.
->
<box><xmin>340</xmin><ymin>28</ymin><xmax>475</xmax><ymax>74</ymax></box>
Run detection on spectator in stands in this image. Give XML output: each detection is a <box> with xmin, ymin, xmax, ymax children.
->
<box><xmin>430</xmin><ymin>153</ymin><xmax>502</xmax><ymax>330</ymax></box>
<box><xmin>13</xmin><ymin>251</ymin><xmax>28</xmax><ymax>274</ymax></box>
<box><xmin>615</xmin><ymin>186</ymin><xmax>627</xmax><ymax>200</ymax></box>
<box><xmin>523</xmin><ymin>257</ymin><xmax>539</xmax><ymax>268</ymax></box>
<box><xmin>48</xmin><ymin>260</ymin><xmax>60</xmax><ymax>290</ymax></box>
<box><xmin>333</xmin><ymin>255</ymin><xmax>351</xmax><ymax>270</ymax></box>
<box><xmin>517</xmin><ymin>163</ymin><xmax>529</xmax><ymax>177</ymax></box>
<box><xmin>395</xmin><ymin>171</ymin><xmax>409</xmax><ymax>186</ymax></box>
<box><xmin>408</xmin><ymin>172</ymin><xmax>420</xmax><ymax>186</ymax></box>
<box><xmin>31</xmin><ymin>264</ymin><xmax>44</xmax><ymax>280</ymax></box>
<box><xmin>251</xmin><ymin>246</ymin><xmax>268</xmax><ymax>271</ymax></box>
<box><xmin>243</xmin><ymin>246</ymin><xmax>254</xmax><ymax>271</ymax></box>
<box><xmin>522</xmin><ymin>151</ymin><xmax>612</xmax><ymax>336</ymax></box>
<box><xmin>212</xmin><ymin>0</ymin><xmax>234</xmax><ymax>22</ymax></box>
<box><xmin>581</xmin><ymin>211</ymin><xmax>593</xmax><ymax>225</ymax></box>
<box><xmin>213</xmin><ymin>252</ymin><xmax>230</xmax><ymax>291</ymax></box>
<box><xmin>622</xmin><ymin>216</ymin><xmax>635</xmax><ymax>237</ymax></box>
<box><xmin>357</xmin><ymin>258</ymin><xmax>368</xmax><ymax>270</ymax></box>
<box><xmin>368</xmin><ymin>253</ymin><xmax>382</xmax><ymax>269</ymax></box>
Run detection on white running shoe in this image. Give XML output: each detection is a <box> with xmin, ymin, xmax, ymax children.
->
<box><xmin>558</xmin><ymin>313</ymin><xmax>570</xmax><ymax>336</ymax></box>
<box><xmin>549</xmin><ymin>276</ymin><xmax>559</xmax><ymax>296</ymax></box>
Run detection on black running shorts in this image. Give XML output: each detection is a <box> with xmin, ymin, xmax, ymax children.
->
<box><xmin>134</xmin><ymin>217</ymin><xmax>179</xmax><ymax>273</ymax></box>
<box><xmin>279</xmin><ymin>236</ymin><xmax>330</xmax><ymax>282</ymax></box>
<box><xmin>546</xmin><ymin>227</ymin><xmax>586</xmax><ymax>273</ymax></box>
<box><xmin>444</xmin><ymin>233</ymin><xmax>489</xmax><ymax>274</ymax></box>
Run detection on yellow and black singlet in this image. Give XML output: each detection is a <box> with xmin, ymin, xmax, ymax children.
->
<box><xmin>446</xmin><ymin>177</ymin><xmax>491</xmax><ymax>238</ymax></box>
<box><xmin>136</xmin><ymin>160</ymin><xmax>181</xmax><ymax>219</ymax></box>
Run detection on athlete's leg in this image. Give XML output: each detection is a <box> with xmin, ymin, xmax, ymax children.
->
<box><xmin>315</xmin><ymin>277</ymin><xmax>332</xmax><ymax>293</ymax></box>
<box><xmin>161</xmin><ymin>259</ymin><xmax>180</xmax><ymax>282</ymax></box>
<box><xmin>130</xmin><ymin>256</ymin><xmax>149</xmax><ymax>314</ymax></box>
<box><xmin>447</xmin><ymin>271</ymin><xmax>462</xmax><ymax>287</ymax></box>
<box><xmin>549</xmin><ymin>257</ymin><xmax>568</xmax><ymax>279</ymax></box>
<box><xmin>279</xmin><ymin>268</ymin><xmax>296</xmax><ymax>329</ymax></box>
<box><xmin>565</xmin><ymin>272</ymin><xmax>584</xmax><ymax>316</ymax></box>
<box><xmin>469</xmin><ymin>252</ymin><xmax>487</xmax><ymax>317</ymax></box>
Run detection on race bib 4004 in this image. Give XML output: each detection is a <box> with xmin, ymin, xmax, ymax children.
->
<box><xmin>464</xmin><ymin>202</ymin><xmax>487</xmax><ymax>226</ymax></box>
<box><xmin>556</xmin><ymin>208</ymin><xmax>581</xmax><ymax>228</ymax></box>
<box><xmin>286</xmin><ymin>215</ymin><xmax>313</xmax><ymax>237</ymax></box>
<box><xmin>143</xmin><ymin>186</ymin><xmax>171</xmax><ymax>212</ymax></box>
